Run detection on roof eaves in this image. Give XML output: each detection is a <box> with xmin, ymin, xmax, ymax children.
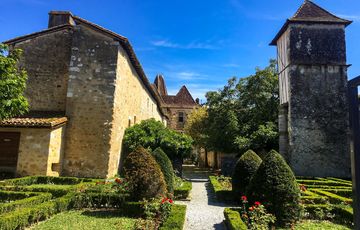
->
<box><xmin>3</xmin><ymin>24</ymin><xmax>73</xmax><ymax>45</ymax></box>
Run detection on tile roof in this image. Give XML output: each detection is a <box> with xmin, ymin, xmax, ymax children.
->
<box><xmin>0</xmin><ymin>111</ymin><xmax>67</xmax><ymax>128</ymax></box>
<box><xmin>162</xmin><ymin>86</ymin><xmax>197</xmax><ymax>106</ymax></box>
<box><xmin>270</xmin><ymin>0</ymin><xmax>352</xmax><ymax>45</ymax></box>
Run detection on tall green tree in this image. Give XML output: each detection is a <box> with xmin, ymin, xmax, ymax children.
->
<box><xmin>184</xmin><ymin>107</ymin><xmax>209</xmax><ymax>148</ymax></box>
<box><xmin>0</xmin><ymin>44</ymin><xmax>28</xmax><ymax>119</ymax></box>
<box><xmin>205</xmin><ymin>60</ymin><xmax>279</xmax><ymax>154</ymax></box>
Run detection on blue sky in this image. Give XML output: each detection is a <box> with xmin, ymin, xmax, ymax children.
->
<box><xmin>1</xmin><ymin>0</ymin><xmax>360</xmax><ymax>101</ymax></box>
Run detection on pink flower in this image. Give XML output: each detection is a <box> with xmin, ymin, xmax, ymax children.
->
<box><xmin>241</xmin><ymin>196</ymin><xmax>247</xmax><ymax>201</ymax></box>
<box><xmin>249</xmin><ymin>206</ymin><xmax>254</xmax><ymax>211</ymax></box>
<box><xmin>254</xmin><ymin>201</ymin><xmax>261</xmax><ymax>206</ymax></box>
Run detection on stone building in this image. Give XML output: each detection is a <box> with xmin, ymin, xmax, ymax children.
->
<box><xmin>153</xmin><ymin>74</ymin><xmax>198</xmax><ymax>133</ymax></box>
<box><xmin>271</xmin><ymin>0</ymin><xmax>351</xmax><ymax>177</ymax></box>
<box><xmin>0</xmin><ymin>11</ymin><xmax>167</xmax><ymax>178</ymax></box>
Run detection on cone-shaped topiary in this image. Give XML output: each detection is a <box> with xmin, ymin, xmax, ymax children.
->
<box><xmin>232</xmin><ymin>150</ymin><xmax>262</xmax><ymax>197</ymax></box>
<box><xmin>123</xmin><ymin>146</ymin><xmax>167</xmax><ymax>200</ymax></box>
<box><xmin>152</xmin><ymin>147</ymin><xmax>175</xmax><ymax>194</ymax></box>
<box><xmin>246</xmin><ymin>150</ymin><xmax>301</xmax><ymax>227</ymax></box>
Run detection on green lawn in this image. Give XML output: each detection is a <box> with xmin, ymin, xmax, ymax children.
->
<box><xmin>280</xmin><ymin>220</ymin><xmax>351</xmax><ymax>230</ymax></box>
<box><xmin>31</xmin><ymin>210</ymin><xmax>138</xmax><ymax>230</ymax></box>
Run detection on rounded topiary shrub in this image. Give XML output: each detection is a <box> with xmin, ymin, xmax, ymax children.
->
<box><xmin>122</xmin><ymin>146</ymin><xmax>167</xmax><ymax>200</ymax></box>
<box><xmin>246</xmin><ymin>150</ymin><xmax>301</xmax><ymax>227</ymax></box>
<box><xmin>232</xmin><ymin>150</ymin><xmax>262</xmax><ymax>197</ymax></box>
<box><xmin>152</xmin><ymin>147</ymin><xmax>175</xmax><ymax>194</ymax></box>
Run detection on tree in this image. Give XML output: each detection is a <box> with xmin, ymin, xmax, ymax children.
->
<box><xmin>123</xmin><ymin>118</ymin><xmax>193</xmax><ymax>159</ymax></box>
<box><xmin>0</xmin><ymin>44</ymin><xmax>28</xmax><ymax>120</ymax></box>
<box><xmin>205</xmin><ymin>60</ymin><xmax>279</xmax><ymax>154</ymax></box>
<box><xmin>184</xmin><ymin>107</ymin><xmax>209</xmax><ymax>147</ymax></box>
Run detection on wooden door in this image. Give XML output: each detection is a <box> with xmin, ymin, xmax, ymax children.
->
<box><xmin>0</xmin><ymin>132</ymin><xmax>20</xmax><ymax>169</ymax></box>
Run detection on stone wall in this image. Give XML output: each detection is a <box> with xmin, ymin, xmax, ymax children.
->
<box><xmin>288</xmin><ymin>65</ymin><xmax>350</xmax><ymax>177</ymax></box>
<box><xmin>166</xmin><ymin>107</ymin><xmax>194</xmax><ymax>132</ymax></box>
<box><xmin>108</xmin><ymin>45</ymin><xmax>163</xmax><ymax>177</ymax></box>
<box><xmin>0</xmin><ymin>127</ymin><xmax>65</xmax><ymax>176</ymax></box>
<box><xmin>62</xmin><ymin>25</ymin><xmax>119</xmax><ymax>178</ymax></box>
<box><xmin>13</xmin><ymin>28</ymin><xmax>72</xmax><ymax>111</ymax></box>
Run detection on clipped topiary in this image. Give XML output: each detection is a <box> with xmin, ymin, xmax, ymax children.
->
<box><xmin>122</xmin><ymin>146</ymin><xmax>167</xmax><ymax>200</ymax></box>
<box><xmin>246</xmin><ymin>150</ymin><xmax>301</xmax><ymax>227</ymax></box>
<box><xmin>232</xmin><ymin>150</ymin><xmax>262</xmax><ymax>197</ymax></box>
<box><xmin>152</xmin><ymin>147</ymin><xmax>175</xmax><ymax>194</ymax></box>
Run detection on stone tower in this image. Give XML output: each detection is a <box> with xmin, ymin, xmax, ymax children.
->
<box><xmin>271</xmin><ymin>0</ymin><xmax>352</xmax><ymax>177</ymax></box>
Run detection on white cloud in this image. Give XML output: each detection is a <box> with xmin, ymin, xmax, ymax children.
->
<box><xmin>337</xmin><ymin>14</ymin><xmax>360</xmax><ymax>21</ymax></box>
<box><xmin>222</xmin><ymin>63</ymin><xmax>241</xmax><ymax>68</ymax></box>
<box><xmin>151</xmin><ymin>40</ymin><xmax>217</xmax><ymax>50</ymax></box>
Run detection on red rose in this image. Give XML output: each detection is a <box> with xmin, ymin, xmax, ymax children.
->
<box><xmin>169</xmin><ymin>199</ymin><xmax>173</xmax><ymax>204</ymax></box>
<box><xmin>254</xmin><ymin>201</ymin><xmax>261</xmax><ymax>206</ymax></box>
<box><xmin>241</xmin><ymin>196</ymin><xmax>247</xmax><ymax>201</ymax></box>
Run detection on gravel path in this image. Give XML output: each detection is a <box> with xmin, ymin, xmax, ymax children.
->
<box><xmin>176</xmin><ymin>166</ymin><xmax>229</xmax><ymax>230</ymax></box>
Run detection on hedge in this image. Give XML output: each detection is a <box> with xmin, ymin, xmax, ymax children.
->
<box><xmin>0</xmin><ymin>193</ymin><xmax>73</xmax><ymax>230</ymax></box>
<box><xmin>0</xmin><ymin>184</ymin><xmax>88</xmax><ymax>197</ymax></box>
<box><xmin>303</xmin><ymin>204</ymin><xmax>353</xmax><ymax>226</ymax></box>
<box><xmin>209</xmin><ymin>176</ymin><xmax>234</xmax><ymax>202</ymax></box>
<box><xmin>296</xmin><ymin>179</ymin><xmax>350</xmax><ymax>187</ymax></box>
<box><xmin>174</xmin><ymin>181</ymin><xmax>192</xmax><ymax>200</ymax></box>
<box><xmin>224</xmin><ymin>208</ymin><xmax>247</xmax><ymax>230</ymax></box>
<box><xmin>160</xmin><ymin>204</ymin><xmax>187</xmax><ymax>230</ymax></box>
<box><xmin>2</xmin><ymin>176</ymin><xmax>96</xmax><ymax>186</ymax></box>
<box><xmin>72</xmin><ymin>192</ymin><xmax>128</xmax><ymax>208</ymax></box>
<box><xmin>309</xmin><ymin>189</ymin><xmax>352</xmax><ymax>204</ymax></box>
<box><xmin>0</xmin><ymin>192</ymin><xmax>52</xmax><ymax>214</ymax></box>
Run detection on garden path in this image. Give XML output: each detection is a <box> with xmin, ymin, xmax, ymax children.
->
<box><xmin>176</xmin><ymin>165</ymin><xmax>230</xmax><ymax>230</ymax></box>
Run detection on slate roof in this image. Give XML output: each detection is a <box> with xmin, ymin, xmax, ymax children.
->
<box><xmin>0</xmin><ymin>111</ymin><xmax>67</xmax><ymax>128</ymax></box>
<box><xmin>162</xmin><ymin>86</ymin><xmax>197</xmax><ymax>106</ymax></box>
<box><xmin>3</xmin><ymin>11</ymin><xmax>165</xmax><ymax>117</ymax></box>
<box><xmin>270</xmin><ymin>0</ymin><xmax>352</xmax><ymax>45</ymax></box>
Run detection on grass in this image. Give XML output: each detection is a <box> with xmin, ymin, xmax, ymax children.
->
<box><xmin>31</xmin><ymin>210</ymin><xmax>137</xmax><ymax>230</ymax></box>
<box><xmin>279</xmin><ymin>220</ymin><xmax>351</xmax><ymax>230</ymax></box>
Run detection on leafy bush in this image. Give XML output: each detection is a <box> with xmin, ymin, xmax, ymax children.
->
<box><xmin>123</xmin><ymin>119</ymin><xmax>193</xmax><ymax>159</ymax></box>
<box><xmin>152</xmin><ymin>148</ymin><xmax>175</xmax><ymax>194</ymax></box>
<box><xmin>232</xmin><ymin>150</ymin><xmax>262</xmax><ymax>197</ymax></box>
<box><xmin>247</xmin><ymin>150</ymin><xmax>301</xmax><ymax>227</ymax></box>
<box><xmin>122</xmin><ymin>146</ymin><xmax>167</xmax><ymax>200</ymax></box>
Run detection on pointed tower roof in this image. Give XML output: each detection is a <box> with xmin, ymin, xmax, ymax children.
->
<box><xmin>176</xmin><ymin>85</ymin><xmax>197</xmax><ymax>105</ymax></box>
<box><xmin>154</xmin><ymin>74</ymin><xmax>168</xmax><ymax>96</ymax></box>
<box><xmin>270</xmin><ymin>0</ymin><xmax>352</xmax><ymax>45</ymax></box>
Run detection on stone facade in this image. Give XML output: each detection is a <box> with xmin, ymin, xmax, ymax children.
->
<box><xmin>0</xmin><ymin>126</ymin><xmax>65</xmax><ymax>176</ymax></box>
<box><xmin>153</xmin><ymin>75</ymin><xmax>198</xmax><ymax>133</ymax></box>
<box><xmin>272</xmin><ymin>1</ymin><xmax>351</xmax><ymax>177</ymax></box>
<box><xmin>1</xmin><ymin>11</ymin><xmax>166</xmax><ymax>178</ymax></box>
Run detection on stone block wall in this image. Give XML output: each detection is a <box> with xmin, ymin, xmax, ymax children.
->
<box><xmin>13</xmin><ymin>29</ymin><xmax>72</xmax><ymax>111</ymax></box>
<box><xmin>108</xmin><ymin>45</ymin><xmax>163</xmax><ymax>176</ymax></box>
<box><xmin>0</xmin><ymin>127</ymin><xmax>65</xmax><ymax>176</ymax></box>
<box><xmin>288</xmin><ymin>65</ymin><xmax>351</xmax><ymax>177</ymax></box>
<box><xmin>62</xmin><ymin>26</ymin><xmax>119</xmax><ymax>178</ymax></box>
<box><xmin>166</xmin><ymin>107</ymin><xmax>194</xmax><ymax>132</ymax></box>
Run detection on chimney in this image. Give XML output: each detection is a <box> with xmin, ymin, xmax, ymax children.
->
<box><xmin>48</xmin><ymin>11</ymin><xmax>75</xmax><ymax>28</ymax></box>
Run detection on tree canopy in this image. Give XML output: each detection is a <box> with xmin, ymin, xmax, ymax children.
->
<box><xmin>123</xmin><ymin>118</ymin><xmax>193</xmax><ymax>159</ymax></box>
<box><xmin>0</xmin><ymin>44</ymin><xmax>28</xmax><ymax>120</ymax></box>
<box><xmin>203</xmin><ymin>59</ymin><xmax>279</xmax><ymax>154</ymax></box>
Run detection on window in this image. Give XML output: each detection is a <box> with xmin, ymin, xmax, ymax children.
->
<box><xmin>134</xmin><ymin>115</ymin><xmax>137</xmax><ymax>124</ymax></box>
<box><xmin>178</xmin><ymin>112</ymin><xmax>184</xmax><ymax>123</ymax></box>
